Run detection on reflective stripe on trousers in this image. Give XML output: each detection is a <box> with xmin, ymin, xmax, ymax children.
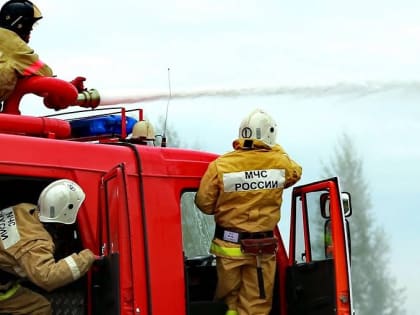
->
<box><xmin>211</xmin><ymin>242</ymin><xmax>244</xmax><ymax>257</ymax></box>
<box><xmin>0</xmin><ymin>283</ymin><xmax>20</xmax><ymax>301</ymax></box>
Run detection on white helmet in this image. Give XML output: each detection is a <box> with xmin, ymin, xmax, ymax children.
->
<box><xmin>239</xmin><ymin>108</ymin><xmax>278</xmax><ymax>146</ymax></box>
<box><xmin>38</xmin><ymin>179</ymin><xmax>85</xmax><ymax>224</ymax></box>
<box><xmin>131</xmin><ymin>120</ymin><xmax>155</xmax><ymax>142</ymax></box>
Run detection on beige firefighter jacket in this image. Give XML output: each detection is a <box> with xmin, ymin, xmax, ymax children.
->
<box><xmin>195</xmin><ymin>139</ymin><xmax>302</xmax><ymax>257</ymax></box>
<box><xmin>0</xmin><ymin>28</ymin><xmax>53</xmax><ymax>101</ymax></box>
<box><xmin>0</xmin><ymin>203</ymin><xmax>95</xmax><ymax>292</ymax></box>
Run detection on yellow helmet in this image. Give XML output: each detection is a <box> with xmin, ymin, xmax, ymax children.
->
<box><xmin>131</xmin><ymin>120</ymin><xmax>156</xmax><ymax>144</ymax></box>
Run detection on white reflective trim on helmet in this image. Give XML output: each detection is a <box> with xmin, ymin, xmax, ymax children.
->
<box><xmin>64</xmin><ymin>256</ymin><xmax>81</xmax><ymax>280</ymax></box>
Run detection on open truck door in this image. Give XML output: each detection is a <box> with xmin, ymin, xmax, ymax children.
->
<box><xmin>92</xmin><ymin>164</ymin><xmax>134</xmax><ymax>315</ymax></box>
<box><xmin>286</xmin><ymin>177</ymin><xmax>353</xmax><ymax>315</ymax></box>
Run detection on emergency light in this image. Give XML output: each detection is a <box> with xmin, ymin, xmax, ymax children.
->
<box><xmin>69</xmin><ymin>115</ymin><xmax>137</xmax><ymax>138</ymax></box>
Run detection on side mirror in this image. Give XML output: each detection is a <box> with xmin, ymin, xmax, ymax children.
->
<box><xmin>320</xmin><ymin>191</ymin><xmax>352</xmax><ymax>218</ymax></box>
<box><xmin>341</xmin><ymin>192</ymin><xmax>352</xmax><ymax>217</ymax></box>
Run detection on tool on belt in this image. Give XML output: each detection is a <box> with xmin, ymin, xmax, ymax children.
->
<box><xmin>215</xmin><ymin>225</ymin><xmax>278</xmax><ymax>299</ymax></box>
<box><xmin>240</xmin><ymin>237</ymin><xmax>278</xmax><ymax>299</ymax></box>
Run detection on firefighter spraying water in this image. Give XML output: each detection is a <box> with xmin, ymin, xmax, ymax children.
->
<box><xmin>0</xmin><ymin>0</ymin><xmax>89</xmax><ymax>116</ymax></box>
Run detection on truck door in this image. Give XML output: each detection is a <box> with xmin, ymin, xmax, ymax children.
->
<box><xmin>92</xmin><ymin>164</ymin><xmax>133</xmax><ymax>315</ymax></box>
<box><xmin>286</xmin><ymin>177</ymin><xmax>353</xmax><ymax>315</ymax></box>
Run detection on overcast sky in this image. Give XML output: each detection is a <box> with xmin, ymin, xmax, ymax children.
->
<box><xmin>14</xmin><ymin>1</ymin><xmax>420</xmax><ymax>313</ymax></box>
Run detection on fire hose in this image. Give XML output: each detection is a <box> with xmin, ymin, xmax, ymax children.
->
<box><xmin>1</xmin><ymin>76</ymin><xmax>100</xmax><ymax>115</ymax></box>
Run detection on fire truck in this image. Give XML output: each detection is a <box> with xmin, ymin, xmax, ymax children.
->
<box><xmin>0</xmin><ymin>78</ymin><xmax>354</xmax><ymax>315</ymax></box>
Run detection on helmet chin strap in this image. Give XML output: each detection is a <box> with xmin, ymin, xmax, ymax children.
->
<box><xmin>22</xmin><ymin>32</ymin><xmax>30</xmax><ymax>42</ymax></box>
<box><xmin>243</xmin><ymin>139</ymin><xmax>254</xmax><ymax>149</ymax></box>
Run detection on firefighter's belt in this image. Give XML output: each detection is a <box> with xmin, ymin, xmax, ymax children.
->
<box><xmin>0</xmin><ymin>283</ymin><xmax>20</xmax><ymax>301</ymax></box>
<box><xmin>240</xmin><ymin>237</ymin><xmax>278</xmax><ymax>255</ymax></box>
<box><xmin>215</xmin><ymin>225</ymin><xmax>273</xmax><ymax>244</ymax></box>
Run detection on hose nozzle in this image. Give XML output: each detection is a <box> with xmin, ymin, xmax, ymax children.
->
<box><xmin>76</xmin><ymin>89</ymin><xmax>101</xmax><ymax>108</ymax></box>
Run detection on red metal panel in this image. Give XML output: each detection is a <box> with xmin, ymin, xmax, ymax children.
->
<box><xmin>275</xmin><ymin>228</ymin><xmax>289</xmax><ymax>315</ymax></box>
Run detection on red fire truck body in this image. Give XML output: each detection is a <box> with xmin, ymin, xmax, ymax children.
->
<box><xmin>0</xmin><ymin>103</ymin><xmax>353</xmax><ymax>315</ymax></box>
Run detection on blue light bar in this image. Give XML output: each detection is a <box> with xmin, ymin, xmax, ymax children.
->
<box><xmin>70</xmin><ymin>115</ymin><xmax>137</xmax><ymax>137</ymax></box>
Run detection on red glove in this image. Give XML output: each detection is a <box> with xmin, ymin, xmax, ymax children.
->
<box><xmin>70</xmin><ymin>76</ymin><xmax>86</xmax><ymax>93</ymax></box>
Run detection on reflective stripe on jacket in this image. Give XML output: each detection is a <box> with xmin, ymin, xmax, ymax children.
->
<box><xmin>0</xmin><ymin>28</ymin><xmax>53</xmax><ymax>101</ymax></box>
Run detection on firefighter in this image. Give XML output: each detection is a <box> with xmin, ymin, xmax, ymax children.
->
<box><xmin>0</xmin><ymin>0</ymin><xmax>86</xmax><ymax>113</ymax></box>
<box><xmin>0</xmin><ymin>179</ymin><xmax>99</xmax><ymax>315</ymax></box>
<box><xmin>0</xmin><ymin>0</ymin><xmax>52</xmax><ymax>102</ymax></box>
<box><xmin>129</xmin><ymin>120</ymin><xmax>156</xmax><ymax>145</ymax></box>
<box><xmin>195</xmin><ymin>108</ymin><xmax>302</xmax><ymax>315</ymax></box>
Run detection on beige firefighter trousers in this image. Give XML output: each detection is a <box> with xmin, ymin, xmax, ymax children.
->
<box><xmin>0</xmin><ymin>285</ymin><xmax>52</xmax><ymax>315</ymax></box>
<box><xmin>215</xmin><ymin>255</ymin><xmax>276</xmax><ymax>315</ymax></box>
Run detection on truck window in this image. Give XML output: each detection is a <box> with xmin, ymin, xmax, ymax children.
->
<box><xmin>307</xmin><ymin>191</ymin><xmax>330</xmax><ymax>261</ymax></box>
<box><xmin>0</xmin><ymin>175</ymin><xmax>50</xmax><ymax>209</ymax></box>
<box><xmin>294</xmin><ymin>200</ymin><xmax>306</xmax><ymax>263</ymax></box>
<box><xmin>180</xmin><ymin>191</ymin><xmax>215</xmax><ymax>258</ymax></box>
<box><xmin>180</xmin><ymin>192</ymin><xmax>227</xmax><ymax>314</ymax></box>
<box><xmin>294</xmin><ymin>191</ymin><xmax>331</xmax><ymax>263</ymax></box>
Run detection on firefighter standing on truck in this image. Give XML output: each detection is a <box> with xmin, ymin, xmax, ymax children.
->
<box><xmin>0</xmin><ymin>0</ymin><xmax>86</xmax><ymax>113</ymax></box>
<box><xmin>0</xmin><ymin>0</ymin><xmax>53</xmax><ymax>102</ymax></box>
<box><xmin>195</xmin><ymin>108</ymin><xmax>302</xmax><ymax>315</ymax></box>
<box><xmin>0</xmin><ymin>179</ymin><xmax>98</xmax><ymax>315</ymax></box>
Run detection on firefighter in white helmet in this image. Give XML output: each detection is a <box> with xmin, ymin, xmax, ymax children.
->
<box><xmin>195</xmin><ymin>108</ymin><xmax>302</xmax><ymax>315</ymax></box>
<box><xmin>0</xmin><ymin>179</ymin><xmax>99</xmax><ymax>315</ymax></box>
